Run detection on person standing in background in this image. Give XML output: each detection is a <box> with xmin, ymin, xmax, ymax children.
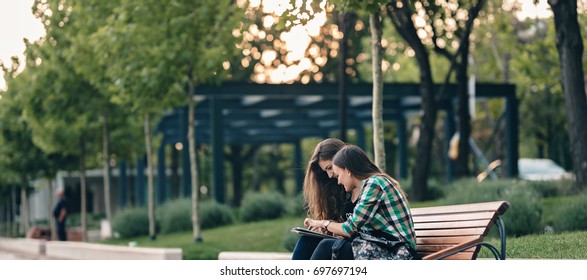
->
<box><xmin>53</xmin><ymin>188</ymin><xmax>68</xmax><ymax>241</ymax></box>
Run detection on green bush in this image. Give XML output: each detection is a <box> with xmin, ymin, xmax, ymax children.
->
<box><xmin>503</xmin><ymin>188</ymin><xmax>543</xmax><ymax>236</ymax></box>
<box><xmin>441</xmin><ymin>179</ymin><xmax>507</xmax><ymax>203</ymax></box>
<box><xmin>68</xmin><ymin>213</ymin><xmax>105</xmax><ymax>230</ymax></box>
<box><xmin>240</xmin><ymin>191</ymin><xmax>287</xmax><ymax>222</ymax></box>
<box><xmin>158</xmin><ymin>198</ymin><xmax>235</xmax><ymax>234</ymax></box>
<box><xmin>402</xmin><ymin>178</ymin><xmax>444</xmax><ymax>201</ymax></box>
<box><xmin>421</xmin><ymin>179</ymin><xmax>445</xmax><ymax>201</ymax></box>
<box><xmin>553</xmin><ymin>194</ymin><xmax>587</xmax><ymax>232</ymax></box>
<box><xmin>158</xmin><ymin>199</ymin><xmax>192</xmax><ymax>234</ymax></box>
<box><xmin>526</xmin><ymin>181</ymin><xmax>559</xmax><ymax>198</ymax></box>
<box><xmin>112</xmin><ymin>207</ymin><xmax>150</xmax><ymax>238</ymax></box>
<box><xmin>553</xmin><ymin>179</ymin><xmax>580</xmax><ymax>196</ymax></box>
<box><xmin>441</xmin><ymin>179</ymin><xmax>542</xmax><ymax>236</ymax></box>
<box><xmin>524</xmin><ymin>179</ymin><xmax>578</xmax><ymax>198</ymax></box>
<box><xmin>199</xmin><ymin>200</ymin><xmax>235</xmax><ymax>229</ymax></box>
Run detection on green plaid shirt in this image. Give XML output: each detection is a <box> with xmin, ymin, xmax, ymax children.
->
<box><xmin>341</xmin><ymin>175</ymin><xmax>416</xmax><ymax>249</ymax></box>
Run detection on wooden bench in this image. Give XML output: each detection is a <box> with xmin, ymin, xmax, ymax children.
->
<box><xmin>218</xmin><ymin>200</ymin><xmax>510</xmax><ymax>260</ymax></box>
<box><xmin>412</xmin><ymin>200</ymin><xmax>510</xmax><ymax>260</ymax></box>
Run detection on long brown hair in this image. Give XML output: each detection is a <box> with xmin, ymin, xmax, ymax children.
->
<box><xmin>332</xmin><ymin>145</ymin><xmax>408</xmax><ymax>200</ymax></box>
<box><xmin>303</xmin><ymin>138</ymin><xmax>347</xmax><ymax>221</ymax></box>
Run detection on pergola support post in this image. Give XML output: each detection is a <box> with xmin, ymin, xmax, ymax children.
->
<box><xmin>211</xmin><ymin>96</ymin><xmax>225</xmax><ymax>203</ymax></box>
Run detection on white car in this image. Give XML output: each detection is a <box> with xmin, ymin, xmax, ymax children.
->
<box><xmin>518</xmin><ymin>158</ymin><xmax>574</xmax><ymax>181</ymax></box>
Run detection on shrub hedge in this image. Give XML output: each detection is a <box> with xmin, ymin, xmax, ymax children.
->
<box><xmin>441</xmin><ymin>179</ymin><xmax>542</xmax><ymax>236</ymax></box>
<box><xmin>111</xmin><ymin>207</ymin><xmax>151</xmax><ymax>238</ymax></box>
<box><xmin>158</xmin><ymin>198</ymin><xmax>235</xmax><ymax>234</ymax></box>
<box><xmin>199</xmin><ymin>200</ymin><xmax>236</xmax><ymax>229</ymax></box>
<box><xmin>158</xmin><ymin>199</ymin><xmax>192</xmax><ymax>234</ymax></box>
<box><xmin>239</xmin><ymin>191</ymin><xmax>287</xmax><ymax>222</ymax></box>
<box><xmin>553</xmin><ymin>193</ymin><xmax>587</xmax><ymax>232</ymax></box>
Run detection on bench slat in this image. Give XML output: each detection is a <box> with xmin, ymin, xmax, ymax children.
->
<box><xmin>420</xmin><ymin>252</ymin><xmax>475</xmax><ymax>260</ymax></box>
<box><xmin>420</xmin><ymin>237</ymin><xmax>483</xmax><ymax>260</ymax></box>
<box><xmin>414</xmin><ymin>219</ymin><xmax>493</xmax><ymax>230</ymax></box>
<box><xmin>415</xmin><ymin>228</ymin><xmax>486</xmax><ymax>237</ymax></box>
<box><xmin>412</xmin><ymin>212</ymin><xmax>495</xmax><ymax>223</ymax></box>
<box><xmin>417</xmin><ymin>236</ymin><xmax>480</xmax><ymax>245</ymax></box>
<box><xmin>411</xmin><ymin>201</ymin><xmax>509</xmax><ymax>216</ymax></box>
<box><xmin>417</xmin><ymin>245</ymin><xmax>476</xmax><ymax>253</ymax></box>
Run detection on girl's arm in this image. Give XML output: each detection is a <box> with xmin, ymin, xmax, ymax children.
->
<box><xmin>304</xmin><ymin>218</ymin><xmax>350</xmax><ymax>238</ymax></box>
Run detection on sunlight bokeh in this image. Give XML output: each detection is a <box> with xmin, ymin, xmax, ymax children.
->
<box><xmin>0</xmin><ymin>0</ymin><xmax>45</xmax><ymax>90</ymax></box>
<box><xmin>245</xmin><ymin>0</ymin><xmax>332</xmax><ymax>84</ymax></box>
<box><xmin>516</xmin><ymin>0</ymin><xmax>552</xmax><ymax>20</ymax></box>
<box><xmin>0</xmin><ymin>0</ymin><xmax>561</xmax><ymax>89</ymax></box>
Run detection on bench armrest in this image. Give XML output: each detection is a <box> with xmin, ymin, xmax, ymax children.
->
<box><xmin>421</xmin><ymin>237</ymin><xmax>482</xmax><ymax>260</ymax></box>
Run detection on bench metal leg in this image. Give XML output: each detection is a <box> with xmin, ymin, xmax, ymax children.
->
<box><xmin>495</xmin><ymin>216</ymin><xmax>506</xmax><ymax>260</ymax></box>
<box><xmin>434</xmin><ymin>215</ymin><xmax>507</xmax><ymax>260</ymax></box>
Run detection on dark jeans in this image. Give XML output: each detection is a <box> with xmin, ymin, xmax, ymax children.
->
<box><xmin>292</xmin><ymin>236</ymin><xmax>322</xmax><ymax>260</ymax></box>
<box><xmin>292</xmin><ymin>236</ymin><xmax>354</xmax><ymax>260</ymax></box>
<box><xmin>310</xmin><ymin>239</ymin><xmax>353</xmax><ymax>260</ymax></box>
<box><xmin>56</xmin><ymin>222</ymin><xmax>67</xmax><ymax>241</ymax></box>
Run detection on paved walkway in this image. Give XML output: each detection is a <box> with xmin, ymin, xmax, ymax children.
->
<box><xmin>0</xmin><ymin>248</ymin><xmax>44</xmax><ymax>260</ymax></box>
<box><xmin>0</xmin><ymin>249</ymin><xmax>27</xmax><ymax>260</ymax></box>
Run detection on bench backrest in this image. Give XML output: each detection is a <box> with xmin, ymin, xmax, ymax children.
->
<box><xmin>411</xmin><ymin>201</ymin><xmax>510</xmax><ymax>260</ymax></box>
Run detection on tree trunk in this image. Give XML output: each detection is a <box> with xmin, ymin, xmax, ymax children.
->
<box><xmin>144</xmin><ymin>113</ymin><xmax>156</xmax><ymax>240</ymax></box>
<box><xmin>1</xmin><ymin>199</ymin><xmax>5</xmax><ymax>236</ymax></box>
<box><xmin>456</xmin><ymin>46</ymin><xmax>471</xmax><ymax>177</ymax></box>
<box><xmin>251</xmin><ymin>149</ymin><xmax>261</xmax><ymax>192</ymax></box>
<box><xmin>128</xmin><ymin>161</ymin><xmax>135</xmax><ymax>207</ymax></box>
<box><xmin>370</xmin><ymin>11</ymin><xmax>386</xmax><ymax>171</ymax></box>
<box><xmin>102</xmin><ymin>111</ymin><xmax>113</xmax><ymax>238</ymax></box>
<box><xmin>79</xmin><ymin>139</ymin><xmax>88</xmax><ymax>242</ymax></box>
<box><xmin>412</xmin><ymin>66</ymin><xmax>437</xmax><ymax>201</ymax></box>
<box><xmin>48</xmin><ymin>178</ymin><xmax>56</xmax><ymax>240</ymax></box>
<box><xmin>537</xmin><ymin>134</ymin><xmax>545</xmax><ymax>159</ymax></box>
<box><xmin>386</xmin><ymin>1</ymin><xmax>438</xmax><ymax>201</ymax></box>
<box><xmin>454</xmin><ymin>0</ymin><xmax>485</xmax><ymax>178</ymax></box>
<box><xmin>338</xmin><ymin>12</ymin><xmax>351</xmax><ymax>142</ymax></box>
<box><xmin>230</xmin><ymin>145</ymin><xmax>259</xmax><ymax>206</ymax></box>
<box><xmin>19</xmin><ymin>181</ymin><xmax>30</xmax><ymax>236</ymax></box>
<box><xmin>7</xmin><ymin>197</ymin><xmax>13</xmax><ymax>236</ymax></box>
<box><xmin>11</xmin><ymin>186</ymin><xmax>17</xmax><ymax>237</ymax></box>
<box><xmin>171</xmin><ymin>145</ymin><xmax>180</xmax><ymax>198</ymax></box>
<box><xmin>549</xmin><ymin>0</ymin><xmax>587</xmax><ymax>190</ymax></box>
<box><xmin>229</xmin><ymin>145</ymin><xmax>243</xmax><ymax>207</ymax></box>
<box><xmin>270</xmin><ymin>146</ymin><xmax>286</xmax><ymax>193</ymax></box>
<box><xmin>187</xmin><ymin>79</ymin><xmax>202</xmax><ymax>243</ymax></box>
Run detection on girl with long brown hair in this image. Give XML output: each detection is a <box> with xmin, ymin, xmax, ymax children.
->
<box><xmin>292</xmin><ymin>138</ymin><xmax>355</xmax><ymax>259</ymax></box>
<box><xmin>304</xmin><ymin>145</ymin><xmax>416</xmax><ymax>260</ymax></box>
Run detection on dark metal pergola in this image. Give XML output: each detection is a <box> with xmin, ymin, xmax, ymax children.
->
<box><xmin>120</xmin><ymin>82</ymin><xmax>518</xmax><ymax>205</ymax></box>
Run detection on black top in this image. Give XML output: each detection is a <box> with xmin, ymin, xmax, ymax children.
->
<box><xmin>53</xmin><ymin>197</ymin><xmax>68</xmax><ymax>220</ymax></box>
<box><xmin>342</xmin><ymin>192</ymin><xmax>357</xmax><ymax>222</ymax></box>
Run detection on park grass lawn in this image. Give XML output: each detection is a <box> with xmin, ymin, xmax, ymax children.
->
<box><xmin>479</xmin><ymin>231</ymin><xmax>587</xmax><ymax>259</ymax></box>
<box><xmin>99</xmin><ymin>216</ymin><xmax>303</xmax><ymax>260</ymax></box>
<box><xmin>99</xmin><ymin>214</ymin><xmax>587</xmax><ymax>260</ymax></box>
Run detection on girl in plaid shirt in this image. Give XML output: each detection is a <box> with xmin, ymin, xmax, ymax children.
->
<box><xmin>304</xmin><ymin>145</ymin><xmax>416</xmax><ymax>259</ymax></box>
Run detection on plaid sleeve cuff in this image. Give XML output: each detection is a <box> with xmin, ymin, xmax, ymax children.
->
<box><xmin>341</xmin><ymin>219</ymin><xmax>354</xmax><ymax>236</ymax></box>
